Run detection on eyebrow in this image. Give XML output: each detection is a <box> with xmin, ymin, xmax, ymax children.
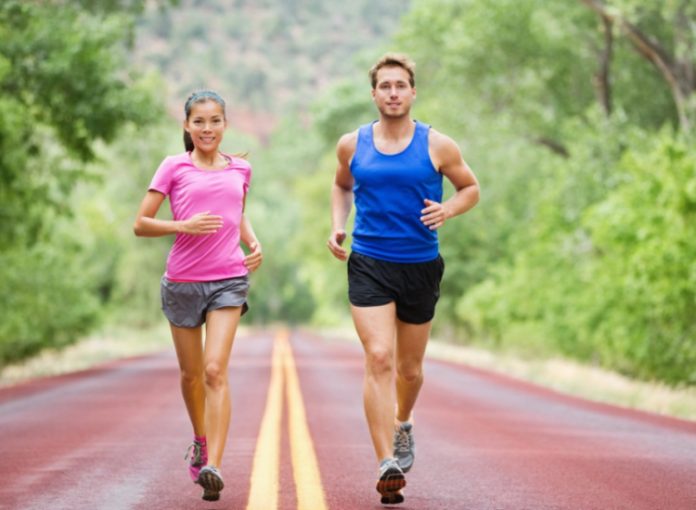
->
<box><xmin>378</xmin><ymin>79</ymin><xmax>409</xmax><ymax>85</ymax></box>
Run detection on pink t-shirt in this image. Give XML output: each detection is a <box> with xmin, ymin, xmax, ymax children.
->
<box><xmin>149</xmin><ymin>152</ymin><xmax>251</xmax><ymax>281</ymax></box>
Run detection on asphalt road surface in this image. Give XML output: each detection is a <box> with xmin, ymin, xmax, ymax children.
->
<box><xmin>1</xmin><ymin>328</ymin><xmax>695</xmax><ymax>510</ymax></box>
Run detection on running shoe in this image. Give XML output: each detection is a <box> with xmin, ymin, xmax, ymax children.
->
<box><xmin>376</xmin><ymin>458</ymin><xmax>406</xmax><ymax>505</ymax></box>
<box><xmin>198</xmin><ymin>465</ymin><xmax>224</xmax><ymax>501</ymax></box>
<box><xmin>184</xmin><ymin>440</ymin><xmax>208</xmax><ymax>482</ymax></box>
<box><xmin>393</xmin><ymin>422</ymin><xmax>415</xmax><ymax>473</ymax></box>
<box><xmin>201</xmin><ymin>487</ymin><xmax>220</xmax><ymax>502</ymax></box>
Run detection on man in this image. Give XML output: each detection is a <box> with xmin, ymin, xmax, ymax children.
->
<box><xmin>327</xmin><ymin>53</ymin><xmax>480</xmax><ymax>505</ymax></box>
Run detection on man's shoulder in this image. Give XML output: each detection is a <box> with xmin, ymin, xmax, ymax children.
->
<box><xmin>336</xmin><ymin>129</ymin><xmax>359</xmax><ymax>155</ymax></box>
<box><xmin>427</xmin><ymin>127</ymin><xmax>459</xmax><ymax>153</ymax></box>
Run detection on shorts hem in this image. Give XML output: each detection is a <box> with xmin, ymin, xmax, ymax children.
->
<box><xmin>348</xmin><ymin>297</ymin><xmax>393</xmax><ymax>308</ymax></box>
<box><xmin>396</xmin><ymin>313</ymin><xmax>435</xmax><ymax>325</ymax></box>
<box><xmin>209</xmin><ymin>301</ymin><xmax>249</xmax><ymax>315</ymax></box>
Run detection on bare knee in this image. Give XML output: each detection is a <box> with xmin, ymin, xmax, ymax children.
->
<box><xmin>180</xmin><ymin>368</ymin><xmax>203</xmax><ymax>388</ymax></box>
<box><xmin>204</xmin><ymin>362</ymin><xmax>228</xmax><ymax>390</ymax></box>
<box><xmin>365</xmin><ymin>349</ymin><xmax>394</xmax><ymax>376</ymax></box>
<box><xmin>397</xmin><ymin>362</ymin><xmax>423</xmax><ymax>383</ymax></box>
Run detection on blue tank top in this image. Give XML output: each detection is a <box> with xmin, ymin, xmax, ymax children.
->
<box><xmin>350</xmin><ymin>120</ymin><xmax>443</xmax><ymax>263</ymax></box>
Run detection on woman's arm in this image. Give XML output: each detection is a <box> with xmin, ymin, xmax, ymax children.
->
<box><xmin>133</xmin><ymin>191</ymin><xmax>223</xmax><ymax>237</ymax></box>
<box><xmin>240</xmin><ymin>214</ymin><xmax>263</xmax><ymax>272</ymax></box>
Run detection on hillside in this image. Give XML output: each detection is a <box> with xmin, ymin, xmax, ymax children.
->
<box><xmin>133</xmin><ymin>0</ymin><xmax>412</xmax><ymax>140</ymax></box>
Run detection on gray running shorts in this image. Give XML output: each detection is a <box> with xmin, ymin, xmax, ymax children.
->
<box><xmin>160</xmin><ymin>275</ymin><xmax>250</xmax><ymax>328</ymax></box>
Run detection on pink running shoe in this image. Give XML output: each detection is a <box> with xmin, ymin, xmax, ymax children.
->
<box><xmin>184</xmin><ymin>440</ymin><xmax>208</xmax><ymax>482</ymax></box>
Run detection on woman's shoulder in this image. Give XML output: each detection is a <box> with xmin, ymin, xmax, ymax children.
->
<box><xmin>158</xmin><ymin>152</ymin><xmax>191</xmax><ymax>168</ymax></box>
<box><xmin>165</xmin><ymin>152</ymin><xmax>191</xmax><ymax>163</ymax></box>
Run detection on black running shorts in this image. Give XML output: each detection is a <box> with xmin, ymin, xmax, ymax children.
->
<box><xmin>347</xmin><ymin>251</ymin><xmax>445</xmax><ymax>324</ymax></box>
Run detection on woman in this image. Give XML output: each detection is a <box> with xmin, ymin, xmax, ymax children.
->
<box><xmin>133</xmin><ymin>90</ymin><xmax>262</xmax><ymax>502</ymax></box>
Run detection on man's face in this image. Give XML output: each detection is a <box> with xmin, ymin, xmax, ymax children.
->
<box><xmin>372</xmin><ymin>66</ymin><xmax>416</xmax><ymax>119</ymax></box>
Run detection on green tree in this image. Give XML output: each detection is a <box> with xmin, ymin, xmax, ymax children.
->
<box><xmin>0</xmin><ymin>1</ymin><xmax>166</xmax><ymax>364</ymax></box>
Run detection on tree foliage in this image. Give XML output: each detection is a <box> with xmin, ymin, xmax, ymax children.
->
<box><xmin>377</xmin><ymin>0</ymin><xmax>695</xmax><ymax>384</ymax></box>
<box><xmin>0</xmin><ymin>1</ymin><xmax>164</xmax><ymax>364</ymax></box>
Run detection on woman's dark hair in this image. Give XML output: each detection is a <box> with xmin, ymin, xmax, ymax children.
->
<box><xmin>182</xmin><ymin>90</ymin><xmax>226</xmax><ymax>152</ymax></box>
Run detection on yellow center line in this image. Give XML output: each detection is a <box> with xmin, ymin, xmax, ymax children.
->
<box><xmin>280</xmin><ymin>331</ymin><xmax>328</xmax><ymax>510</ymax></box>
<box><xmin>245</xmin><ymin>329</ymin><xmax>328</xmax><ymax>510</ymax></box>
<box><xmin>245</xmin><ymin>331</ymin><xmax>284</xmax><ymax>510</ymax></box>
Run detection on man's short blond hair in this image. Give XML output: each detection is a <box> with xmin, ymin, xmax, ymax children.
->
<box><xmin>369</xmin><ymin>53</ymin><xmax>416</xmax><ymax>89</ymax></box>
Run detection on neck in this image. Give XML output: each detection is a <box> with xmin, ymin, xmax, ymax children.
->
<box><xmin>376</xmin><ymin>116</ymin><xmax>414</xmax><ymax>140</ymax></box>
<box><xmin>192</xmin><ymin>148</ymin><xmax>219</xmax><ymax>165</ymax></box>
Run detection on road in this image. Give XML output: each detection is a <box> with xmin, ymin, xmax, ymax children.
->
<box><xmin>1</xmin><ymin>328</ymin><xmax>695</xmax><ymax>510</ymax></box>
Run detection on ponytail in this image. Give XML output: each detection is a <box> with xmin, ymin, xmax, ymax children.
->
<box><xmin>183</xmin><ymin>130</ymin><xmax>194</xmax><ymax>152</ymax></box>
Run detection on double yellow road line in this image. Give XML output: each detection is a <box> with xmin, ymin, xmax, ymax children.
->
<box><xmin>246</xmin><ymin>330</ymin><xmax>327</xmax><ymax>510</ymax></box>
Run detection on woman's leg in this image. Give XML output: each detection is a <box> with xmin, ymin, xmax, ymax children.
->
<box><xmin>202</xmin><ymin>306</ymin><xmax>242</xmax><ymax>468</ymax></box>
<box><xmin>170</xmin><ymin>324</ymin><xmax>206</xmax><ymax>436</ymax></box>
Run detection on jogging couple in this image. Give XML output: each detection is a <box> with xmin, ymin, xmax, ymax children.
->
<box><xmin>134</xmin><ymin>52</ymin><xmax>480</xmax><ymax>504</ymax></box>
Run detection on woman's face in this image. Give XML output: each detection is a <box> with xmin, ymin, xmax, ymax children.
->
<box><xmin>184</xmin><ymin>100</ymin><xmax>227</xmax><ymax>153</ymax></box>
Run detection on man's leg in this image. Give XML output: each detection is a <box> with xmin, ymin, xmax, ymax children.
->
<box><xmin>351</xmin><ymin>303</ymin><xmax>398</xmax><ymax>462</ymax></box>
<box><xmin>352</xmin><ymin>303</ymin><xmax>407</xmax><ymax>503</ymax></box>
<box><xmin>392</xmin><ymin>319</ymin><xmax>431</xmax><ymax>473</ymax></box>
<box><xmin>394</xmin><ymin>319</ymin><xmax>432</xmax><ymax>422</ymax></box>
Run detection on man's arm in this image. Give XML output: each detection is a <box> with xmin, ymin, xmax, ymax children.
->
<box><xmin>327</xmin><ymin>131</ymin><xmax>358</xmax><ymax>261</ymax></box>
<box><xmin>421</xmin><ymin>129</ymin><xmax>480</xmax><ymax>230</ymax></box>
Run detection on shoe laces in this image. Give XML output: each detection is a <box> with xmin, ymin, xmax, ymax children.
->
<box><xmin>395</xmin><ymin>427</ymin><xmax>412</xmax><ymax>453</ymax></box>
<box><xmin>185</xmin><ymin>441</ymin><xmax>204</xmax><ymax>465</ymax></box>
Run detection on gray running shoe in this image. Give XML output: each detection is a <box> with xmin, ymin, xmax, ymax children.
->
<box><xmin>198</xmin><ymin>465</ymin><xmax>224</xmax><ymax>501</ymax></box>
<box><xmin>393</xmin><ymin>422</ymin><xmax>415</xmax><ymax>473</ymax></box>
<box><xmin>376</xmin><ymin>458</ymin><xmax>406</xmax><ymax>505</ymax></box>
<box><xmin>201</xmin><ymin>487</ymin><xmax>220</xmax><ymax>502</ymax></box>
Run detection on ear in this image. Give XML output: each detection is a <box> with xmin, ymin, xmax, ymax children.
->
<box><xmin>183</xmin><ymin>120</ymin><xmax>191</xmax><ymax>133</ymax></box>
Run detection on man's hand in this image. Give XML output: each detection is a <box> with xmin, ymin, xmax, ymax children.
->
<box><xmin>420</xmin><ymin>199</ymin><xmax>449</xmax><ymax>230</ymax></box>
<box><xmin>327</xmin><ymin>229</ymin><xmax>348</xmax><ymax>261</ymax></box>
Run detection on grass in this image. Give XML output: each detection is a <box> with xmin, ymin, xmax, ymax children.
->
<box><xmin>2</xmin><ymin>324</ymin><xmax>695</xmax><ymax>422</ymax></box>
<box><xmin>425</xmin><ymin>340</ymin><xmax>696</xmax><ymax>422</ymax></box>
<box><xmin>0</xmin><ymin>322</ymin><xmax>172</xmax><ymax>387</ymax></box>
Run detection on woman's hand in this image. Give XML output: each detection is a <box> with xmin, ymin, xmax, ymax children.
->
<box><xmin>179</xmin><ymin>211</ymin><xmax>223</xmax><ymax>235</ymax></box>
<box><xmin>244</xmin><ymin>241</ymin><xmax>263</xmax><ymax>272</ymax></box>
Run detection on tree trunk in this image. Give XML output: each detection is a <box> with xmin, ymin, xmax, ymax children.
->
<box><xmin>579</xmin><ymin>0</ymin><xmax>694</xmax><ymax>132</ymax></box>
<box><xmin>593</xmin><ymin>15</ymin><xmax>613</xmax><ymax>116</ymax></box>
